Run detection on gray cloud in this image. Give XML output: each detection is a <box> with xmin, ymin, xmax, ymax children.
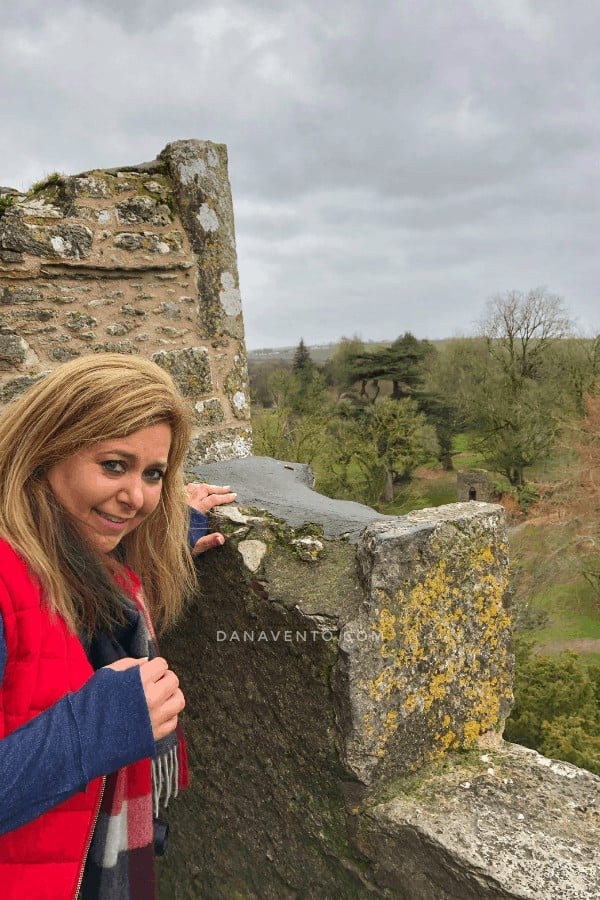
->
<box><xmin>1</xmin><ymin>0</ymin><xmax>600</xmax><ymax>347</ymax></box>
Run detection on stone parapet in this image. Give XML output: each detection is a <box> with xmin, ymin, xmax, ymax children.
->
<box><xmin>156</xmin><ymin>457</ymin><xmax>597</xmax><ymax>899</ymax></box>
<box><xmin>0</xmin><ymin>140</ymin><xmax>251</xmax><ymax>463</ymax></box>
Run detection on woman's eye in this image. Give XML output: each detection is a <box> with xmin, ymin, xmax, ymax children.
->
<box><xmin>102</xmin><ymin>460</ymin><xmax>126</xmax><ymax>475</ymax></box>
<box><xmin>144</xmin><ymin>468</ymin><xmax>165</xmax><ymax>483</ymax></box>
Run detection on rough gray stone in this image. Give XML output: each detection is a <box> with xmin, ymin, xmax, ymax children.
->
<box><xmin>0</xmin><ymin>250</ymin><xmax>23</xmax><ymax>263</ymax></box>
<box><xmin>156</xmin><ymin>326</ymin><xmax>189</xmax><ymax>338</ymax></box>
<box><xmin>224</xmin><ymin>350</ymin><xmax>250</xmax><ymax>420</ymax></box>
<box><xmin>91</xmin><ymin>341</ymin><xmax>139</xmax><ymax>354</ymax></box>
<box><xmin>0</xmin><ymin>308</ymin><xmax>55</xmax><ymax>325</ymax></box>
<box><xmin>354</xmin><ymin>742</ymin><xmax>600</xmax><ymax>900</ymax></box>
<box><xmin>0</xmin><ymin>221</ymin><xmax>93</xmax><ymax>259</ymax></box>
<box><xmin>105</xmin><ymin>323</ymin><xmax>130</xmax><ymax>336</ymax></box>
<box><xmin>0</xmin><ymin>333</ymin><xmax>27</xmax><ymax>369</ymax></box>
<box><xmin>120</xmin><ymin>304</ymin><xmax>148</xmax><ymax>319</ymax></box>
<box><xmin>186</xmin><ymin>426</ymin><xmax>252</xmax><ymax>466</ymax></box>
<box><xmin>73</xmin><ymin>176</ymin><xmax>111</xmax><ymax>198</ymax></box>
<box><xmin>113</xmin><ymin>231</ymin><xmax>183</xmax><ymax>254</ymax></box>
<box><xmin>47</xmin><ymin>347</ymin><xmax>80</xmax><ymax>362</ymax></box>
<box><xmin>65</xmin><ymin>312</ymin><xmax>98</xmax><ymax>331</ymax></box>
<box><xmin>152</xmin><ymin>347</ymin><xmax>212</xmax><ymax>397</ymax></box>
<box><xmin>193</xmin><ymin>397</ymin><xmax>225</xmax><ymax>425</ymax></box>
<box><xmin>116</xmin><ymin>196</ymin><xmax>171</xmax><ymax>226</ymax></box>
<box><xmin>160</xmin><ymin>140</ymin><xmax>245</xmax><ymax>341</ymax></box>
<box><xmin>335</xmin><ymin>504</ymin><xmax>513</xmax><ymax>784</ymax></box>
<box><xmin>0</xmin><ymin>372</ymin><xmax>46</xmax><ymax>401</ymax></box>
<box><xmin>1</xmin><ymin>286</ymin><xmax>43</xmax><ymax>305</ymax></box>
<box><xmin>153</xmin><ymin>301</ymin><xmax>182</xmax><ymax>319</ymax></box>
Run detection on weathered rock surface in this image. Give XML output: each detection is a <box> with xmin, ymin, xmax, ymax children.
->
<box><xmin>354</xmin><ymin>743</ymin><xmax>599</xmax><ymax>900</ymax></box>
<box><xmin>156</xmin><ymin>459</ymin><xmax>598</xmax><ymax>899</ymax></box>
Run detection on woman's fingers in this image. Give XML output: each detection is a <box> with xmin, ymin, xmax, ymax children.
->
<box><xmin>104</xmin><ymin>656</ymin><xmax>185</xmax><ymax>740</ymax></box>
<box><xmin>139</xmin><ymin>657</ymin><xmax>185</xmax><ymax>741</ymax></box>
<box><xmin>192</xmin><ymin>532</ymin><xmax>225</xmax><ymax>556</ymax></box>
<box><xmin>185</xmin><ymin>482</ymin><xmax>237</xmax><ymax>513</ymax></box>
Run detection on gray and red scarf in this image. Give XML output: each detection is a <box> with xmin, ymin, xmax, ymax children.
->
<box><xmin>81</xmin><ymin>568</ymin><xmax>189</xmax><ymax>899</ymax></box>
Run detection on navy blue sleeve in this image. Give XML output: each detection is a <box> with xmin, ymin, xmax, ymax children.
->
<box><xmin>188</xmin><ymin>508</ymin><xmax>209</xmax><ymax>549</ymax></box>
<box><xmin>0</xmin><ymin>642</ymin><xmax>155</xmax><ymax>836</ymax></box>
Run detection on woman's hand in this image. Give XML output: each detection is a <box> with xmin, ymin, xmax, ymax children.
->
<box><xmin>106</xmin><ymin>657</ymin><xmax>185</xmax><ymax>741</ymax></box>
<box><xmin>185</xmin><ymin>482</ymin><xmax>237</xmax><ymax>555</ymax></box>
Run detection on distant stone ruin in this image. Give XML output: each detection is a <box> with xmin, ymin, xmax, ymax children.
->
<box><xmin>0</xmin><ymin>140</ymin><xmax>251</xmax><ymax>464</ymax></box>
<box><xmin>457</xmin><ymin>467</ymin><xmax>493</xmax><ymax>502</ymax></box>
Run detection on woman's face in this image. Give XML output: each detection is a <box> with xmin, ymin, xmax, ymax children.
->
<box><xmin>46</xmin><ymin>423</ymin><xmax>172</xmax><ymax>555</ymax></box>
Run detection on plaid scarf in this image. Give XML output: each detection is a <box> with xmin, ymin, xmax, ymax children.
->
<box><xmin>80</xmin><ymin>568</ymin><xmax>189</xmax><ymax>899</ymax></box>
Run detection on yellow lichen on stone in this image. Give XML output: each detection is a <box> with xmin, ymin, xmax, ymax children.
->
<box><xmin>463</xmin><ymin>720</ymin><xmax>482</xmax><ymax>746</ymax></box>
<box><xmin>377</xmin><ymin>608</ymin><xmax>397</xmax><ymax>643</ymax></box>
<box><xmin>355</xmin><ymin>533</ymin><xmax>512</xmax><ymax>773</ymax></box>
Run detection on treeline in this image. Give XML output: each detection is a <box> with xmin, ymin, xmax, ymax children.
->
<box><xmin>251</xmin><ymin>288</ymin><xmax>600</xmax><ymax>508</ymax></box>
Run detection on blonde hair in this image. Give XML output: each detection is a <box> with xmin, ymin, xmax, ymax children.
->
<box><xmin>0</xmin><ymin>353</ymin><xmax>196</xmax><ymax>634</ymax></box>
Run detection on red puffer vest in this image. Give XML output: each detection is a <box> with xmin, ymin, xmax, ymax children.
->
<box><xmin>0</xmin><ymin>538</ymin><xmax>104</xmax><ymax>899</ymax></box>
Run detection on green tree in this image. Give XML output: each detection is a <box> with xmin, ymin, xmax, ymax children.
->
<box><xmin>248</xmin><ymin>357</ymin><xmax>291</xmax><ymax>407</ymax></box>
<box><xmin>470</xmin><ymin>288</ymin><xmax>576</xmax><ymax>489</ymax></box>
<box><xmin>505</xmin><ymin>641</ymin><xmax>600</xmax><ymax>774</ymax></box>
<box><xmin>342</xmin><ymin>332</ymin><xmax>433</xmax><ymax>403</ymax></box>
<box><xmin>364</xmin><ymin>398</ymin><xmax>435</xmax><ymax>501</ymax></box>
<box><xmin>314</xmin><ymin>396</ymin><xmax>434</xmax><ymax>505</ymax></box>
<box><xmin>323</xmin><ymin>335</ymin><xmax>366</xmax><ymax>395</ymax></box>
<box><xmin>292</xmin><ymin>338</ymin><xmax>313</xmax><ymax>373</ymax></box>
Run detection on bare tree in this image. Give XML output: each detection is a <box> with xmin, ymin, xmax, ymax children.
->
<box><xmin>477</xmin><ymin>287</ymin><xmax>574</xmax><ymax>381</ymax></box>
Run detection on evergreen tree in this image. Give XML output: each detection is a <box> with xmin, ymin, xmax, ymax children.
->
<box><xmin>292</xmin><ymin>338</ymin><xmax>313</xmax><ymax>373</ymax></box>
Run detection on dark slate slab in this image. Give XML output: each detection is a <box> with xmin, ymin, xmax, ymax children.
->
<box><xmin>190</xmin><ymin>455</ymin><xmax>394</xmax><ymax>542</ymax></box>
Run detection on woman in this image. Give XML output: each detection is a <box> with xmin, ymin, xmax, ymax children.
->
<box><xmin>0</xmin><ymin>353</ymin><xmax>234</xmax><ymax>899</ymax></box>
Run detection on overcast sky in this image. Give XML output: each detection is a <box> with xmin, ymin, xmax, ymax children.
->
<box><xmin>1</xmin><ymin>0</ymin><xmax>599</xmax><ymax>349</ymax></box>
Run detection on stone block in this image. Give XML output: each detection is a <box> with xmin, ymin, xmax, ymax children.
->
<box><xmin>116</xmin><ymin>196</ymin><xmax>171</xmax><ymax>226</ymax></box>
<box><xmin>0</xmin><ymin>372</ymin><xmax>46</xmax><ymax>402</ymax></box>
<box><xmin>105</xmin><ymin>323</ymin><xmax>131</xmax><ymax>336</ymax></box>
<box><xmin>91</xmin><ymin>341</ymin><xmax>139</xmax><ymax>354</ymax></box>
<box><xmin>353</xmin><ymin>743</ymin><xmax>600</xmax><ymax>900</ymax></box>
<box><xmin>113</xmin><ymin>231</ymin><xmax>183</xmax><ymax>254</ymax></box>
<box><xmin>0</xmin><ymin>333</ymin><xmax>27</xmax><ymax>369</ymax></box>
<box><xmin>73</xmin><ymin>176</ymin><xmax>111</xmax><ymax>198</ymax></box>
<box><xmin>48</xmin><ymin>347</ymin><xmax>80</xmax><ymax>362</ymax></box>
<box><xmin>120</xmin><ymin>305</ymin><xmax>148</xmax><ymax>319</ymax></box>
<box><xmin>185</xmin><ymin>426</ymin><xmax>252</xmax><ymax>466</ymax></box>
<box><xmin>224</xmin><ymin>350</ymin><xmax>250</xmax><ymax>420</ymax></box>
<box><xmin>1</xmin><ymin>286</ymin><xmax>43</xmax><ymax>305</ymax></box>
<box><xmin>193</xmin><ymin>397</ymin><xmax>225</xmax><ymax>426</ymax></box>
<box><xmin>65</xmin><ymin>312</ymin><xmax>98</xmax><ymax>331</ymax></box>
<box><xmin>152</xmin><ymin>347</ymin><xmax>212</xmax><ymax>397</ymax></box>
<box><xmin>336</xmin><ymin>503</ymin><xmax>513</xmax><ymax>784</ymax></box>
<box><xmin>0</xmin><ymin>221</ymin><xmax>93</xmax><ymax>259</ymax></box>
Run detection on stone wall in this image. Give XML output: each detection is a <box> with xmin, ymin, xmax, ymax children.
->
<box><xmin>0</xmin><ymin>140</ymin><xmax>251</xmax><ymax>464</ymax></box>
<box><xmin>157</xmin><ymin>457</ymin><xmax>599</xmax><ymax>900</ymax></box>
